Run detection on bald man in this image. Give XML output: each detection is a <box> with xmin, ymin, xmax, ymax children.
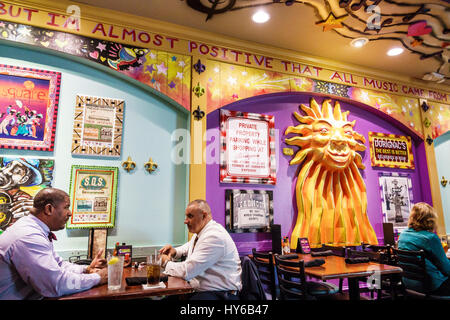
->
<box><xmin>160</xmin><ymin>199</ymin><xmax>242</xmax><ymax>300</ymax></box>
<box><xmin>0</xmin><ymin>188</ymin><xmax>107</xmax><ymax>299</ymax></box>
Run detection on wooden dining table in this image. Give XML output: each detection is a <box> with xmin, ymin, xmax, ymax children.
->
<box><xmin>285</xmin><ymin>253</ymin><xmax>403</xmax><ymax>300</ymax></box>
<box><xmin>57</xmin><ymin>267</ymin><xmax>193</xmax><ymax>300</ymax></box>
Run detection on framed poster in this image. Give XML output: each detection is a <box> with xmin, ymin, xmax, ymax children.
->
<box><xmin>220</xmin><ymin>109</ymin><xmax>276</xmax><ymax>185</ymax></box>
<box><xmin>67</xmin><ymin>165</ymin><xmax>118</xmax><ymax>229</ymax></box>
<box><xmin>0</xmin><ymin>64</ymin><xmax>61</xmax><ymax>151</ymax></box>
<box><xmin>368</xmin><ymin>132</ymin><xmax>415</xmax><ymax>169</ymax></box>
<box><xmin>225</xmin><ymin>189</ymin><xmax>273</xmax><ymax>233</ymax></box>
<box><xmin>0</xmin><ymin>157</ymin><xmax>54</xmax><ymax>232</ymax></box>
<box><xmin>71</xmin><ymin>95</ymin><xmax>124</xmax><ymax>157</ymax></box>
<box><xmin>379</xmin><ymin>172</ymin><xmax>413</xmax><ymax>232</ymax></box>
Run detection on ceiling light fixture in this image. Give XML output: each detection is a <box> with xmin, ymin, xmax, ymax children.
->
<box><xmin>252</xmin><ymin>10</ymin><xmax>270</xmax><ymax>23</ymax></box>
<box><xmin>350</xmin><ymin>38</ymin><xmax>368</xmax><ymax>48</ymax></box>
<box><xmin>387</xmin><ymin>47</ymin><xmax>404</xmax><ymax>56</ymax></box>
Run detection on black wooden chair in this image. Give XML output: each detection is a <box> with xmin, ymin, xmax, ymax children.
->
<box><xmin>392</xmin><ymin>248</ymin><xmax>450</xmax><ymax>300</ymax></box>
<box><xmin>347</xmin><ymin>248</ymin><xmax>389</xmax><ymax>299</ymax></box>
<box><xmin>361</xmin><ymin>243</ymin><xmax>402</xmax><ymax>299</ymax></box>
<box><xmin>274</xmin><ymin>254</ymin><xmax>338</xmax><ymax>300</ymax></box>
<box><xmin>251</xmin><ymin>249</ymin><xmax>277</xmax><ymax>300</ymax></box>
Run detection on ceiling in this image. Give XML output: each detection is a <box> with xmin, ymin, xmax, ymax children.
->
<box><xmin>70</xmin><ymin>0</ymin><xmax>449</xmax><ymax>90</ymax></box>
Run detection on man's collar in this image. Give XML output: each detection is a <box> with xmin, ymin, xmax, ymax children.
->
<box><xmin>28</xmin><ymin>214</ymin><xmax>50</xmax><ymax>235</ymax></box>
<box><xmin>196</xmin><ymin>219</ymin><xmax>213</xmax><ymax>238</ymax></box>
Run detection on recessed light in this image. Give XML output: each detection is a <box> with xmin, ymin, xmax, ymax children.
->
<box><xmin>387</xmin><ymin>47</ymin><xmax>404</xmax><ymax>56</ymax></box>
<box><xmin>252</xmin><ymin>10</ymin><xmax>270</xmax><ymax>23</ymax></box>
<box><xmin>350</xmin><ymin>38</ymin><xmax>368</xmax><ymax>48</ymax></box>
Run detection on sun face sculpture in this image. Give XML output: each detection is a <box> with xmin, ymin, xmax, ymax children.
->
<box><xmin>285</xmin><ymin>98</ymin><xmax>378</xmax><ymax>248</ymax></box>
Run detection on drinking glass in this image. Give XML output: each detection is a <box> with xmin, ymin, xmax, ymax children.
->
<box><xmin>107</xmin><ymin>255</ymin><xmax>124</xmax><ymax>290</ymax></box>
<box><xmin>146</xmin><ymin>254</ymin><xmax>161</xmax><ymax>286</ymax></box>
<box><xmin>441</xmin><ymin>236</ymin><xmax>448</xmax><ymax>253</ymax></box>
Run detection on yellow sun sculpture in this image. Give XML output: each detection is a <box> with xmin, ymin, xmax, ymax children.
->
<box><xmin>285</xmin><ymin>98</ymin><xmax>378</xmax><ymax>249</ymax></box>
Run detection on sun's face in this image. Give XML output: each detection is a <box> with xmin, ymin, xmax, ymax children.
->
<box><xmin>285</xmin><ymin>99</ymin><xmax>366</xmax><ymax>172</ymax></box>
<box><xmin>311</xmin><ymin>119</ymin><xmax>358</xmax><ymax>170</ymax></box>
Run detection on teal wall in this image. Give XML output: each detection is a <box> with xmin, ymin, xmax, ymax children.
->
<box><xmin>0</xmin><ymin>41</ymin><xmax>189</xmax><ymax>256</ymax></box>
<box><xmin>435</xmin><ymin>130</ymin><xmax>450</xmax><ymax>234</ymax></box>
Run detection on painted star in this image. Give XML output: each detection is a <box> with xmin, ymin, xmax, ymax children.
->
<box><xmin>169</xmin><ymin>81</ymin><xmax>176</xmax><ymax>89</ymax></box>
<box><xmin>227</xmin><ymin>76</ymin><xmax>237</xmax><ymax>86</ymax></box>
<box><xmin>156</xmin><ymin>62</ymin><xmax>168</xmax><ymax>75</ymax></box>
<box><xmin>96</xmin><ymin>42</ymin><xmax>107</xmax><ymax>52</ymax></box>
<box><xmin>214</xmin><ymin>67</ymin><xmax>220</xmax><ymax>73</ymax></box>
<box><xmin>176</xmin><ymin>72</ymin><xmax>184</xmax><ymax>79</ymax></box>
<box><xmin>146</xmin><ymin>64</ymin><xmax>156</xmax><ymax>73</ymax></box>
<box><xmin>18</xmin><ymin>26</ymin><xmax>31</xmax><ymax>37</ymax></box>
<box><xmin>149</xmin><ymin>52</ymin><xmax>156</xmax><ymax>60</ymax></box>
<box><xmin>178</xmin><ymin>60</ymin><xmax>186</xmax><ymax>67</ymax></box>
<box><xmin>242</xmin><ymin>71</ymin><xmax>248</xmax><ymax>76</ymax></box>
<box><xmin>171</xmin><ymin>56</ymin><xmax>177</xmax><ymax>62</ymax></box>
<box><xmin>316</xmin><ymin>13</ymin><xmax>347</xmax><ymax>32</ymax></box>
<box><xmin>360</xmin><ymin>91</ymin><xmax>370</xmax><ymax>102</ymax></box>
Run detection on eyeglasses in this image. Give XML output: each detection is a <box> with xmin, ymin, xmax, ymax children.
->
<box><xmin>69</xmin><ymin>254</ymin><xmax>89</xmax><ymax>263</ymax></box>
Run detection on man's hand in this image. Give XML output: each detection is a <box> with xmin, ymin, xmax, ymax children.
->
<box><xmin>95</xmin><ymin>268</ymin><xmax>108</xmax><ymax>285</ymax></box>
<box><xmin>159</xmin><ymin>244</ymin><xmax>176</xmax><ymax>258</ymax></box>
<box><xmin>86</xmin><ymin>249</ymin><xmax>107</xmax><ymax>273</ymax></box>
<box><xmin>160</xmin><ymin>254</ymin><xmax>171</xmax><ymax>268</ymax></box>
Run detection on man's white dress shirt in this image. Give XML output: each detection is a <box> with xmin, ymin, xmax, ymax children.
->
<box><xmin>164</xmin><ymin>220</ymin><xmax>242</xmax><ymax>292</ymax></box>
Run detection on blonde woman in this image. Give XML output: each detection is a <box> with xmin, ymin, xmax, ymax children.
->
<box><xmin>398</xmin><ymin>202</ymin><xmax>450</xmax><ymax>296</ymax></box>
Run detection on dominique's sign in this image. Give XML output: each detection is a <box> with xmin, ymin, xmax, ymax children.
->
<box><xmin>368</xmin><ymin>132</ymin><xmax>415</xmax><ymax>169</ymax></box>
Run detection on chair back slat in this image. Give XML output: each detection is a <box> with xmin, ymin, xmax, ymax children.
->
<box><xmin>322</xmin><ymin>245</ymin><xmax>347</xmax><ymax>257</ymax></box>
<box><xmin>392</xmin><ymin>248</ymin><xmax>431</xmax><ymax>293</ymax></box>
<box><xmin>347</xmin><ymin>249</ymin><xmax>381</xmax><ymax>262</ymax></box>
<box><xmin>274</xmin><ymin>254</ymin><xmax>308</xmax><ymax>300</ymax></box>
<box><xmin>251</xmin><ymin>248</ymin><xmax>276</xmax><ymax>299</ymax></box>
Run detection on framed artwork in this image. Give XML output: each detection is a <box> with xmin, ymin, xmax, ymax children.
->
<box><xmin>379</xmin><ymin>172</ymin><xmax>413</xmax><ymax>232</ymax></box>
<box><xmin>368</xmin><ymin>132</ymin><xmax>415</xmax><ymax>169</ymax></box>
<box><xmin>225</xmin><ymin>189</ymin><xmax>273</xmax><ymax>233</ymax></box>
<box><xmin>67</xmin><ymin>165</ymin><xmax>119</xmax><ymax>229</ymax></box>
<box><xmin>0</xmin><ymin>64</ymin><xmax>61</xmax><ymax>151</ymax></box>
<box><xmin>71</xmin><ymin>95</ymin><xmax>124</xmax><ymax>157</ymax></box>
<box><xmin>0</xmin><ymin>157</ymin><xmax>54</xmax><ymax>232</ymax></box>
<box><xmin>220</xmin><ymin>109</ymin><xmax>276</xmax><ymax>185</ymax></box>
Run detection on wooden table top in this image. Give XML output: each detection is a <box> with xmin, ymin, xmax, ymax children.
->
<box><xmin>284</xmin><ymin>253</ymin><xmax>403</xmax><ymax>281</ymax></box>
<box><xmin>57</xmin><ymin>267</ymin><xmax>193</xmax><ymax>300</ymax></box>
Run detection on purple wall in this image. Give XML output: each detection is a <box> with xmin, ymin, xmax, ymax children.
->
<box><xmin>206</xmin><ymin>92</ymin><xmax>432</xmax><ymax>255</ymax></box>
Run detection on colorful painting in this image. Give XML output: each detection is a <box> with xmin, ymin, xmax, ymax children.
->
<box><xmin>0</xmin><ymin>65</ymin><xmax>61</xmax><ymax>151</ymax></box>
<box><xmin>379</xmin><ymin>172</ymin><xmax>413</xmax><ymax>233</ymax></box>
<box><xmin>0</xmin><ymin>20</ymin><xmax>191</xmax><ymax>111</ymax></box>
<box><xmin>0</xmin><ymin>157</ymin><xmax>54</xmax><ymax>232</ymax></box>
<box><xmin>71</xmin><ymin>95</ymin><xmax>124</xmax><ymax>157</ymax></box>
<box><xmin>67</xmin><ymin>165</ymin><xmax>118</xmax><ymax>229</ymax></box>
<box><xmin>368</xmin><ymin>132</ymin><xmax>415</xmax><ymax>169</ymax></box>
<box><xmin>225</xmin><ymin>189</ymin><xmax>273</xmax><ymax>233</ymax></box>
<box><xmin>220</xmin><ymin>109</ymin><xmax>276</xmax><ymax>185</ymax></box>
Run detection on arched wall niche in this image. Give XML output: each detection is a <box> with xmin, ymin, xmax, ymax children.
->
<box><xmin>205</xmin><ymin>92</ymin><xmax>431</xmax><ymax>254</ymax></box>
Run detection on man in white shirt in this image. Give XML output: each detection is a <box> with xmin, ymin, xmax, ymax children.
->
<box><xmin>160</xmin><ymin>199</ymin><xmax>242</xmax><ymax>300</ymax></box>
<box><xmin>0</xmin><ymin>188</ymin><xmax>107</xmax><ymax>299</ymax></box>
